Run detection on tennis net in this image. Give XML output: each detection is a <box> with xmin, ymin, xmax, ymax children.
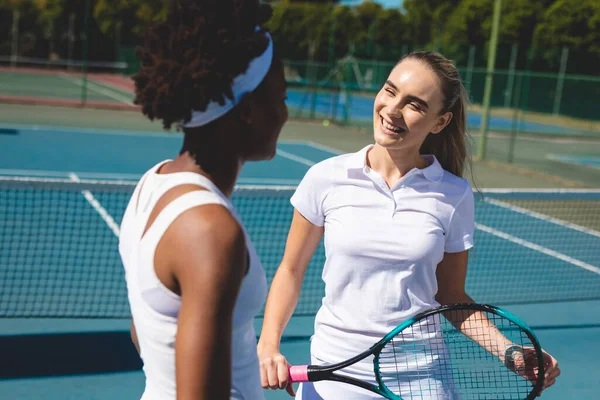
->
<box><xmin>1</xmin><ymin>177</ymin><xmax>599</xmax><ymax>318</ymax></box>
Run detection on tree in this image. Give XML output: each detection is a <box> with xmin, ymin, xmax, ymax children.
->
<box><xmin>93</xmin><ymin>0</ymin><xmax>167</xmax><ymax>47</ymax></box>
<box><xmin>372</xmin><ymin>8</ymin><xmax>408</xmax><ymax>60</ymax></box>
<box><xmin>0</xmin><ymin>0</ymin><xmax>64</xmax><ymax>57</ymax></box>
<box><xmin>439</xmin><ymin>0</ymin><xmax>548</xmax><ymax>68</ymax></box>
<box><xmin>265</xmin><ymin>2</ymin><xmax>328</xmax><ymax>62</ymax></box>
<box><xmin>402</xmin><ymin>0</ymin><xmax>438</xmax><ymax>47</ymax></box>
<box><xmin>354</xmin><ymin>1</ymin><xmax>383</xmax><ymax>58</ymax></box>
<box><xmin>534</xmin><ymin>0</ymin><xmax>600</xmax><ymax>74</ymax></box>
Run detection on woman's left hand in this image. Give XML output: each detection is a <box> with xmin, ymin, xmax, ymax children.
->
<box><xmin>506</xmin><ymin>347</ymin><xmax>560</xmax><ymax>396</ymax></box>
<box><xmin>539</xmin><ymin>350</ymin><xmax>560</xmax><ymax>395</ymax></box>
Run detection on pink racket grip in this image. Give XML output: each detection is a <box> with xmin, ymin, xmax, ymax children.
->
<box><xmin>288</xmin><ymin>365</ymin><xmax>309</xmax><ymax>383</ymax></box>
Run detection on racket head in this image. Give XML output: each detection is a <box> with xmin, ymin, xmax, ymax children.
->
<box><xmin>372</xmin><ymin>303</ymin><xmax>545</xmax><ymax>400</ymax></box>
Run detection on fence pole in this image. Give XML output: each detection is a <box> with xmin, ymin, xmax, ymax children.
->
<box><xmin>477</xmin><ymin>0</ymin><xmax>502</xmax><ymax>161</ymax></box>
<box><xmin>518</xmin><ymin>47</ymin><xmax>534</xmax><ymax>133</ymax></box>
<box><xmin>552</xmin><ymin>47</ymin><xmax>569</xmax><ymax>116</ymax></box>
<box><xmin>465</xmin><ymin>45</ymin><xmax>476</xmax><ymax>96</ymax></box>
<box><xmin>11</xmin><ymin>10</ymin><xmax>19</xmax><ymax>67</ymax></box>
<box><xmin>81</xmin><ymin>0</ymin><xmax>91</xmax><ymax>105</ymax></box>
<box><xmin>504</xmin><ymin>44</ymin><xmax>518</xmax><ymax>108</ymax></box>
<box><xmin>508</xmin><ymin>71</ymin><xmax>523</xmax><ymax>163</ymax></box>
<box><xmin>328</xmin><ymin>11</ymin><xmax>337</xmax><ymax>70</ymax></box>
<box><xmin>68</xmin><ymin>13</ymin><xmax>75</xmax><ymax>69</ymax></box>
<box><xmin>309</xmin><ymin>41</ymin><xmax>318</xmax><ymax>120</ymax></box>
<box><xmin>342</xmin><ymin>46</ymin><xmax>354</xmax><ymax>126</ymax></box>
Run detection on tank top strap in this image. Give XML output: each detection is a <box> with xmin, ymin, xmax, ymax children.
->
<box><xmin>137</xmin><ymin>162</ymin><xmax>234</xmax><ymax>220</ymax></box>
<box><xmin>141</xmin><ymin>190</ymin><xmax>228</xmax><ymax>249</ymax></box>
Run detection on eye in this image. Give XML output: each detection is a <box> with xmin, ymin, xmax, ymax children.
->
<box><xmin>384</xmin><ymin>88</ymin><xmax>394</xmax><ymax>95</ymax></box>
<box><xmin>409</xmin><ymin>102</ymin><xmax>422</xmax><ymax>111</ymax></box>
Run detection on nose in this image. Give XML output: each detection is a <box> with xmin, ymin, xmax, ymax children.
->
<box><xmin>380</xmin><ymin>94</ymin><xmax>403</xmax><ymax>117</ymax></box>
<box><xmin>384</xmin><ymin>104</ymin><xmax>403</xmax><ymax>122</ymax></box>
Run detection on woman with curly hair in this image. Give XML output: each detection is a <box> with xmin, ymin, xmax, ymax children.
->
<box><xmin>117</xmin><ymin>0</ymin><xmax>288</xmax><ymax>398</ymax></box>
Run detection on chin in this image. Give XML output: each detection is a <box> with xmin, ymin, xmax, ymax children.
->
<box><xmin>246</xmin><ymin>145</ymin><xmax>277</xmax><ymax>162</ymax></box>
<box><xmin>373</xmin><ymin>129</ymin><xmax>401</xmax><ymax>147</ymax></box>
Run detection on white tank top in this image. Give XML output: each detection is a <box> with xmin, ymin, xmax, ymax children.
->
<box><xmin>118</xmin><ymin>160</ymin><xmax>267</xmax><ymax>400</ymax></box>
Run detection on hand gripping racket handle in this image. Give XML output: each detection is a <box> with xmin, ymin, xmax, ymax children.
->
<box><xmin>288</xmin><ymin>365</ymin><xmax>309</xmax><ymax>383</ymax></box>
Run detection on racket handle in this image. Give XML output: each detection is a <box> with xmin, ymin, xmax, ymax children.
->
<box><xmin>288</xmin><ymin>365</ymin><xmax>309</xmax><ymax>383</ymax></box>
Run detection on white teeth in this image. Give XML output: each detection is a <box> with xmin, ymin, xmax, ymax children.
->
<box><xmin>382</xmin><ymin>118</ymin><xmax>403</xmax><ymax>133</ymax></box>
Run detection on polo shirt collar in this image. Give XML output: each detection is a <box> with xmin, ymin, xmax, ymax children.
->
<box><xmin>348</xmin><ymin>144</ymin><xmax>444</xmax><ymax>182</ymax></box>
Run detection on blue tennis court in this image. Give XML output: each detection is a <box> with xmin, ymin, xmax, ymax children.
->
<box><xmin>1</xmin><ymin>124</ymin><xmax>599</xmax><ymax>399</ymax></box>
<box><xmin>285</xmin><ymin>90</ymin><xmax>600</xmax><ymax>136</ymax></box>
<box><xmin>546</xmin><ymin>154</ymin><xmax>600</xmax><ymax>170</ymax></box>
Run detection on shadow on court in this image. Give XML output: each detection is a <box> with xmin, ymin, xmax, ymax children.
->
<box><xmin>0</xmin><ymin>331</ymin><xmax>141</xmax><ymax>379</ymax></box>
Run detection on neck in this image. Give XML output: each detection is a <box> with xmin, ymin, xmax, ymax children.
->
<box><xmin>367</xmin><ymin>144</ymin><xmax>427</xmax><ymax>187</ymax></box>
<box><xmin>162</xmin><ymin>152</ymin><xmax>242</xmax><ymax>198</ymax></box>
<box><xmin>160</xmin><ymin>124</ymin><xmax>245</xmax><ymax>197</ymax></box>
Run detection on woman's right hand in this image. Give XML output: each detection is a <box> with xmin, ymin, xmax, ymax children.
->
<box><xmin>258</xmin><ymin>343</ymin><xmax>296</xmax><ymax>397</ymax></box>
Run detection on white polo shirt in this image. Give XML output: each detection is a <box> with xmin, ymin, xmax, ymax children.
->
<box><xmin>290</xmin><ymin>144</ymin><xmax>474</xmax><ymax>398</ymax></box>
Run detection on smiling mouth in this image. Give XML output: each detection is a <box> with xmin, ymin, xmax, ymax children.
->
<box><xmin>380</xmin><ymin>116</ymin><xmax>406</xmax><ymax>135</ymax></box>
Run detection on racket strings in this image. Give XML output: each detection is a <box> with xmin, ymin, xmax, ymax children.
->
<box><xmin>377</xmin><ymin>310</ymin><xmax>541</xmax><ymax>399</ymax></box>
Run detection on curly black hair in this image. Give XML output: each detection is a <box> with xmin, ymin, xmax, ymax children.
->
<box><xmin>133</xmin><ymin>0</ymin><xmax>274</xmax><ymax>130</ymax></box>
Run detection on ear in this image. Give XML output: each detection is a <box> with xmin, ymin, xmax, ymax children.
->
<box><xmin>431</xmin><ymin>111</ymin><xmax>452</xmax><ymax>134</ymax></box>
<box><xmin>236</xmin><ymin>92</ymin><xmax>254</xmax><ymax>125</ymax></box>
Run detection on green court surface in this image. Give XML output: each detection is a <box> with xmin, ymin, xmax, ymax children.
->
<box><xmin>0</xmin><ymin>71</ymin><xmax>133</xmax><ymax>104</ymax></box>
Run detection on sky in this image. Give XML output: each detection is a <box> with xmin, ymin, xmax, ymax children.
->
<box><xmin>340</xmin><ymin>0</ymin><xmax>403</xmax><ymax>9</ymax></box>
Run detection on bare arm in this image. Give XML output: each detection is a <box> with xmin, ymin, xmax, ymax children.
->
<box><xmin>435</xmin><ymin>251</ymin><xmax>561</xmax><ymax>392</ymax></box>
<box><xmin>159</xmin><ymin>205</ymin><xmax>247</xmax><ymax>400</ymax></box>
<box><xmin>435</xmin><ymin>251</ymin><xmax>512</xmax><ymax>360</ymax></box>
<box><xmin>259</xmin><ymin>209</ymin><xmax>323</xmax><ymax>348</ymax></box>
<box><xmin>130</xmin><ymin>319</ymin><xmax>140</xmax><ymax>354</ymax></box>
<box><xmin>257</xmin><ymin>209</ymin><xmax>323</xmax><ymax>393</ymax></box>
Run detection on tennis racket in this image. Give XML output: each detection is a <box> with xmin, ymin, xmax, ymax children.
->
<box><xmin>288</xmin><ymin>303</ymin><xmax>545</xmax><ymax>400</ymax></box>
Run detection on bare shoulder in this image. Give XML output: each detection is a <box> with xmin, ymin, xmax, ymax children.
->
<box><xmin>162</xmin><ymin>203</ymin><xmax>247</xmax><ymax>286</ymax></box>
<box><xmin>172</xmin><ymin>203</ymin><xmax>243</xmax><ymax>244</ymax></box>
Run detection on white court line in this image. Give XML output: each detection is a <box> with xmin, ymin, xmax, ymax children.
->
<box><xmin>69</xmin><ymin>173</ymin><xmax>121</xmax><ymax>237</ymax></box>
<box><xmin>0</xmin><ymin>168</ymin><xmax>70</xmax><ymax>178</ymax></box>
<box><xmin>482</xmin><ymin>188</ymin><xmax>600</xmax><ymax>194</ymax></box>
<box><xmin>0</xmin><ymin>168</ymin><xmax>140</xmax><ymax>180</ymax></box>
<box><xmin>0</xmin><ymin>175</ymin><xmax>295</xmax><ymax>191</ymax></box>
<box><xmin>0</xmin><ymin>123</ymin><xmax>180</xmax><ymax>138</ymax></box>
<box><xmin>78</xmin><ymin>78</ymin><xmax>134</xmax><ymax>96</ymax></box>
<box><xmin>281</xmin><ymin>140</ymin><xmax>344</xmax><ymax>156</ymax></box>
<box><xmin>237</xmin><ymin>177</ymin><xmax>301</xmax><ymax>185</ymax></box>
<box><xmin>235</xmin><ymin>185</ymin><xmax>297</xmax><ymax>191</ymax></box>
<box><xmin>476</xmin><ymin>223</ymin><xmax>600</xmax><ymax>276</ymax></box>
<box><xmin>486</xmin><ymin>198</ymin><xmax>600</xmax><ymax>238</ymax></box>
<box><xmin>0</xmin><ymin>169</ymin><xmax>301</xmax><ymax>185</ymax></box>
<box><xmin>275</xmin><ymin>149</ymin><xmax>316</xmax><ymax>167</ymax></box>
<box><xmin>305</xmin><ymin>141</ymin><xmax>344</xmax><ymax>155</ymax></box>
<box><xmin>545</xmin><ymin>154</ymin><xmax>600</xmax><ymax>171</ymax></box>
<box><xmin>59</xmin><ymin>74</ymin><xmax>133</xmax><ymax>105</ymax></box>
